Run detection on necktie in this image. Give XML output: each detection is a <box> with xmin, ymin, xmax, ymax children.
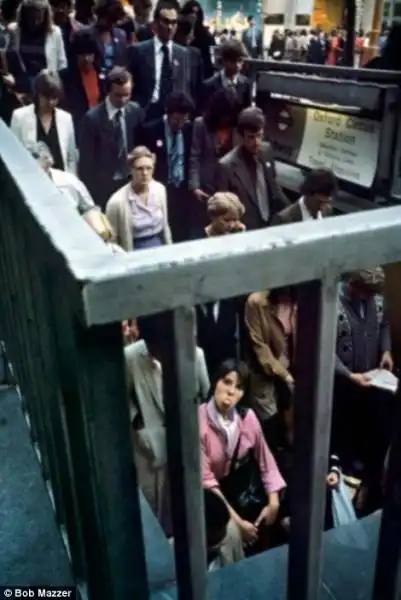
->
<box><xmin>255</xmin><ymin>161</ymin><xmax>269</xmax><ymax>222</ymax></box>
<box><xmin>160</xmin><ymin>44</ymin><xmax>173</xmax><ymax>100</ymax></box>
<box><xmin>114</xmin><ymin>109</ymin><xmax>126</xmax><ymax>165</ymax></box>
<box><xmin>169</xmin><ymin>132</ymin><xmax>181</xmax><ymax>187</ymax></box>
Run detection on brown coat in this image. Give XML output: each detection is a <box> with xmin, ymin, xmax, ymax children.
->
<box><xmin>245</xmin><ymin>292</ymin><xmax>296</xmax><ymax>421</ymax></box>
<box><xmin>271</xmin><ymin>200</ymin><xmax>332</xmax><ymax>226</ymax></box>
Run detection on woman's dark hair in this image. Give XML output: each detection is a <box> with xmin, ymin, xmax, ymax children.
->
<box><xmin>70</xmin><ymin>29</ymin><xmax>99</xmax><ymax>58</ymax></box>
<box><xmin>180</xmin><ymin>0</ymin><xmax>204</xmax><ymax>26</ymax></box>
<box><xmin>204</xmin><ymin>88</ymin><xmax>241</xmax><ymax>131</ymax></box>
<box><xmin>207</xmin><ymin>359</ymin><xmax>249</xmax><ymax>402</ymax></box>
<box><xmin>268</xmin><ymin>286</ymin><xmax>298</xmax><ymax>306</ymax></box>
<box><xmin>300</xmin><ymin>168</ymin><xmax>337</xmax><ymax>197</ymax></box>
<box><xmin>34</xmin><ymin>69</ymin><xmax>63</xmax><ymax>99</ymax></box>
<box><xmin>165</xmin><ymin>90</ymin><xmax>194</xmax><ymax>115</ymax></box>
<box><xmin>17</xmin><ymin>0</ymin><xmax>53</xmax><ymax>35</ymax></box>
<box><xmin>175</xmin><ymin>15</ymin><xmax>193</xmax><ymax>43</ymax></box>
<box><xmin>237</xmin><ymin>107</ymin><xmax>265</xmax><ymax>136</ymax></box>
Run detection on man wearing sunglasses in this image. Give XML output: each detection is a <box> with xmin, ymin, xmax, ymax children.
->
<box><xmin>129</xmin><ymin>0</ymin><xmax>192</xmax><ymax>121</ymax></box>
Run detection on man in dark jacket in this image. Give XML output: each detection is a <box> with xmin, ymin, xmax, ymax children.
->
<box><xmin>332</xmin><ymin>268</ymin><xmax>395</xmax><ymax>512</ymax></box>
<box><xmin>215</xmin><ymin>107</ymin><xmax>289</xmax><ymax>230</ymax></box>
<box><xmin>140</xmin><ymin>91</ymin><xmax>194</xmax><ymax>241</ymax></box>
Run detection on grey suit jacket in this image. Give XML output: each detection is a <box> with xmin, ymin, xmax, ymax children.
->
<box><xmin>189</xmin><ymin>116</ymin><xmax>238</xmax><ymax>194</ymax></box>
<box><xmin>215</xmin><ymin>143</ymin><xmax>290</xmax><ymax>230</ymax></box>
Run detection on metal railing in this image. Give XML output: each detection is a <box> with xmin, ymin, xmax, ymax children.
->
<box><xmin>1</xmin><ymin>119</ymin><xmax>401</xmax><ymax>600</ymax></box>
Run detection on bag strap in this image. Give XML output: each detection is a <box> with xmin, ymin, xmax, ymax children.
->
<box><xmin>227</xmin><ymin>407</ymin><xmax>248</xmax><ymax>474</ymax></box>
<box><xmin>228</xmin><ymin>433</ymin><xmax>242</xmax><ymax>475</ymax></box>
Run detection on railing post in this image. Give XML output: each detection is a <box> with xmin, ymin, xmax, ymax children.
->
<box><xmin>162</xmin><ymin>307</ymin><xmax>207</xmax><ymax>600</ymax></box>
<box><xmin>288</xmin><ymin>277</ymin><xmax>339</xmax><ymax>600</ymax></box>
<box><xmin>49</xmin><ymin>282</ymin><xmax>149</xmax><ymax>600</ymax></box>
<box><xmin>373</xmin><ymin>263</ymin><xmax>401</xmax><ymax>600</ymax></box>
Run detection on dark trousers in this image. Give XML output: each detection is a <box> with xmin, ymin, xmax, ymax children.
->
<box><xmin>166</xmin><ymin>184</ymin><xmax>191</xmax><ymax>243</ymax></box>
<box><xmin>94</xmin><ymin>177</ymin><xmax>130</xmax><ymax>211</ymax></box>
<box><xmin>332</xmin><ymin>377</ymin><xmax>396</xmax><ymax>484</ymax></box>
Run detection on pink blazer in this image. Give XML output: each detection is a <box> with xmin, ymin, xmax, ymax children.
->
<box><xmin>199</xmin><ymin>403</ymin><xmax>286</xmax><ymax>495</ymax></box>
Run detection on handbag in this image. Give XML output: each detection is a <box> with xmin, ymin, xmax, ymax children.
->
<box><xmin>331</xmin><ymin>473</ymin><xmax>369</xmax><ymax>550</ymax></box>
<box><xmin>219</xmin><ymin>417</ymin><xmax>268</xmax><ymax>523</ymax></box>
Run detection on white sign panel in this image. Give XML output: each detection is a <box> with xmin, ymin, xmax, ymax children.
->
<box><xmin>297</xmin><ymin>108</ymin><xmax>381</xmax><ymax>188</ymax></box>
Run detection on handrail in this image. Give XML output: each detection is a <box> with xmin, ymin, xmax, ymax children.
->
<box><xmin>245</xmin><ymin>58</ymin><xmax>401</xmax><ymax>83</ymax></box>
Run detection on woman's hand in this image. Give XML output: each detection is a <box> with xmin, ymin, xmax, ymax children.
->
<box><xmin>238</xmin><ymin>519</ymin><xmax>258</xmax><ymax>544</ymax></box>
<box><xmin>254</xmin><ymin>503</ymin><xmax>279</xmax><ymax>528</ymax></box>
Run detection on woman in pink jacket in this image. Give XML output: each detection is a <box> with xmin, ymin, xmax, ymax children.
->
<box><xmin>199</xmin><ymin>359</ymin><xmax>286</xmax><ymax>553</ymax></box>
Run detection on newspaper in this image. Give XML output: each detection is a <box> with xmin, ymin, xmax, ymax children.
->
<box><xmin>365</xmin><ymin>369</ymin><xmax>399</xmax><ymax>394</ymax></box>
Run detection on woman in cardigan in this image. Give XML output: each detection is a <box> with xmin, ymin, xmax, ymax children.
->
<box><xmin>106</xmin><ymin>146</ymin><xmax>173</xmax><ymax>251</ymax></box>
<box><xmin>200</xmin><ymin>359</ymin><xmax>285</xmax><ymax>555</ymax></box>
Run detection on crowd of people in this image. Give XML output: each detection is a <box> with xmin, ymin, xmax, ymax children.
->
<box><xmin>0</xmin><ymin>0</ymin><xmax>397</xmax><ymax>573</ymax></box>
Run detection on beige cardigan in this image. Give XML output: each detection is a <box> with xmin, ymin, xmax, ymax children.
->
<box><xmin>105</xmin><ymin>180</ymin><xmax>173</xmax><ymax>251</ymax></box>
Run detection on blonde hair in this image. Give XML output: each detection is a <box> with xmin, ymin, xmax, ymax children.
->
<box><xmin>207</xmin><ymin>192</ymin><xmax>245</xmax><ymax>220</ymax></box>
<box><xmin>127</xmin><ymin>146</ymin><xmax>156</xmax><ymax>169</ymax></box>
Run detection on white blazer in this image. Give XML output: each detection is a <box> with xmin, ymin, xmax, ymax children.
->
<box><xmin>10</xmin><ymin>104</ymin><xmax>77</xmax><ymax>174</ymax></box>
<box><xmin>9</xmin><ymin>23</ymin><xmax>67</xmax><ymax>73</ymax></box>
<box><xmin>125</xmin><ymin>339</ymin><xmax>210</xmax><ymax>467</ymax></box>
<box><xmin>106</xmin><ymin>180</ymin><xmax>173</xmax><ymax>251</ymax></box>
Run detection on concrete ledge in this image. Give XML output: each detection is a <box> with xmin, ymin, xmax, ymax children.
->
<box><xmin>151</xmin><ymin>514</ymin><xmax>380</xmax><ymax>600</ymax></box>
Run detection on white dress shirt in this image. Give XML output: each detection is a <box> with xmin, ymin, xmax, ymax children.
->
<box><xmin>299</xmin><ymin>196</ymin><xmax>322</xmax><ymax>221</ymax></box>
<box><xmin>152</xmin><ymin>37</ymin><xmax>173</xmax><ymax>103</ymax></box>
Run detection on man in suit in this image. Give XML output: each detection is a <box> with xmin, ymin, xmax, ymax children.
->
<box><xmin>215</xmin><ymin>107</ymin><xmax>289</xmax><ymax>231</ymax></box>
<box><xmin>124</xmin><ymin>311</ymin><xmax>210</xmax><ymax>519</ymax></box>
<box><xmin>140</xmin><ymin>91</ymin><xmax>194</xmax><ymax>242</ymax></box>
<box><xmin>78</xmin><ymin>66</ymin><xmax>144</xmax><ymax>209</ymax></box>
<box><xmin>128</xmin><ymin>0</ymin><xmax>191</xmax><ymax>121</ymax></box>
<box><xmin>202</xmin><ymin>39</ymin><xmax>251</xmax><ymax>113</ymax></box>
<box><xmin>85</xmin><ymin>0</ymin><xmax>128</xmax><ymax>76</ymax></box>
<box><xmin>272</xmin><ymin>169</ymin><xmax>337</xmax><ymax>225</ymax></box>
<box><xmin>242</xmin><ymin>15</ymin><xmax>263</xmax><ymax>59</ymax></box>
<box><xmin>175</xmin><ymin>16</ymin><xmax>203</xmax><ymax>114</ymax></box>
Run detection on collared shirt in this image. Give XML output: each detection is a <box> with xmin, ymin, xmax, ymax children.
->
<box><xmin>152</xmin><ymin>37</ymin><xmax>173</xmax><ymax>103</ymax></box>
<box><xmin>298</xmin><ymin>196</ymin><xmax>322</xmax><ymax>221</ymax></box>
<box><xmin>105</xmin><ymin>96</ymin><xmax>128</xmax><ymax>179</ymax></box>
<box><xmin>250</xmin><ymin>26</ymin><xmax>256</xmax><ymax>48</ymax></box>
<box><xmin>220</xmin><ymin>70</ymin><xmax>239</xmax><ymax>88</ymax></box>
